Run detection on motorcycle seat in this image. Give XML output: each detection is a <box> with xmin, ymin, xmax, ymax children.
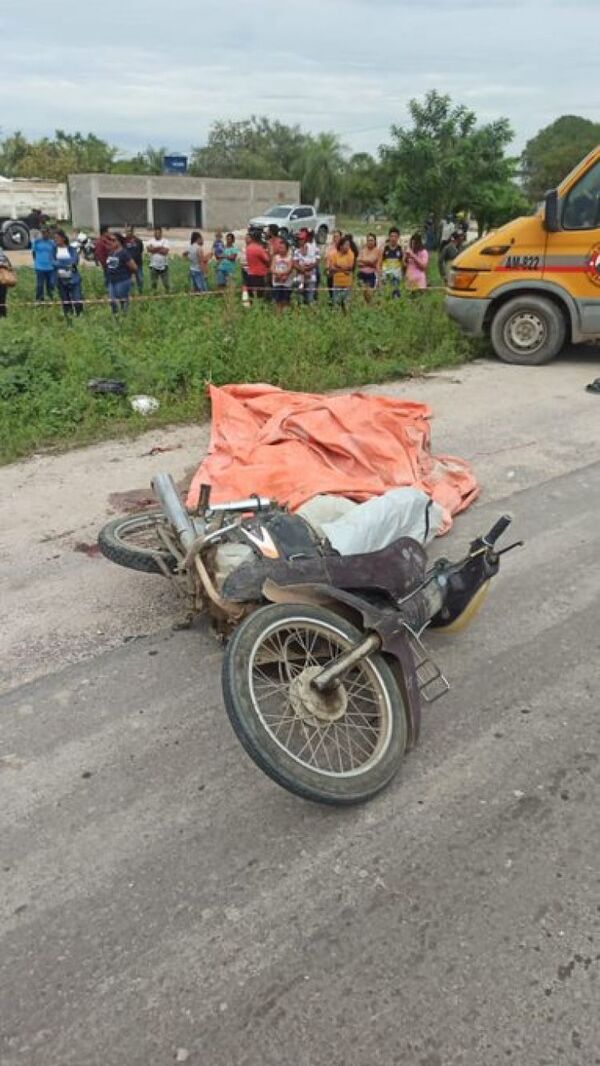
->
<box><xmin>222</xmin><ymin>535</ymin><xmax>427</xmax><ymax>604</ymax></box>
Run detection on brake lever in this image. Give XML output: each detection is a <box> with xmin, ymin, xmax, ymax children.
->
<box><xmin>494</xmin><ymin>540</ymin><xmax>524</xmax><ymax>557</ymax></box>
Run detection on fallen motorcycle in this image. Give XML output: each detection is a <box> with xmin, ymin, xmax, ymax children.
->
<box><xmin>99</xmin><ymin>474</ymin><xmax>521</xmax><ymax>805</ymax></box>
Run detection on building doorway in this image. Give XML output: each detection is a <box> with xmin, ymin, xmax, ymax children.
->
<box><xmin>98</xmin><ymin>198</ymin><xmax>148</xmax><ymax>227</ymax></box>
<box><xmin>151</xmin><ymin>199</ymin><xmax>202</xmax><ymax>228</ymax></box>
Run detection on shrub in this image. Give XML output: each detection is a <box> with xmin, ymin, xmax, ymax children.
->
<box><xmin>0</xmin><ymin>261</ymin><xmax>475</xmax><ymax>462</ymax></box>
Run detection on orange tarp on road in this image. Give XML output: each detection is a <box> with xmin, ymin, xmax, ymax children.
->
<box><xmin>187</xmin><ymin>384</ymin><xmax>479</xmax><ymax>530</ymax></box>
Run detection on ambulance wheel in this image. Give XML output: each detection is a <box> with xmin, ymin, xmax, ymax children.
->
<box><xmin>490</xmin><ymin>295</ymin><xmax>566</xmax><ymax>365</ymax></box>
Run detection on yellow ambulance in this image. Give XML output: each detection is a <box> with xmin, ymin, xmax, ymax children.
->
<box><xmin>445</xmin><ymin>146</ymin><xmax>600</xmax><ymax>364</ymax></box>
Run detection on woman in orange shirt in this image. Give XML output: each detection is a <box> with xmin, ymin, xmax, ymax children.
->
<box><xmin>326</xmin><ymin>229</ymin><xmax>342</xmax><ymax>302</ymax></box>
<box><xmin>331</xmin><ymin>234</ymin><xmax>356</xmax><ymax>310</ymax></box>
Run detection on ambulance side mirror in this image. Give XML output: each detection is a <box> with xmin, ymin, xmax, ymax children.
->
<box><xmin>544</xmin><ymin>189</ymin><xmax>561</xmax><ymax>232</ymax></box>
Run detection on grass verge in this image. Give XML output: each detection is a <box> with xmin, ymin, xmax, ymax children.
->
<box><xmin>0</xmin><ymin>259</ymin><xmax>478</xmax><ymax>463</ymax></box>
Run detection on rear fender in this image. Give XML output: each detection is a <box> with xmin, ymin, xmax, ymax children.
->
<box><xmin>263</xmin><ymin>579</ymin><xmax>421</xmax><ymax>749</ymax></box>
<box><xmin>263</xmin><ymin>578</ymin><xmax>371</xmax><ymax>628</ymax></box>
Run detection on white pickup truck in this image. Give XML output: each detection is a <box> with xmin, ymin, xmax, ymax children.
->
<box><xmin>248</xmin><ymin>204</ymin><xmax>336</xmax><ymax>244</ymax></box>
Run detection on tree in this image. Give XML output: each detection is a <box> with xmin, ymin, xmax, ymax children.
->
<box><xmin>0</xmin><ymin>130</ymin><xmax>117</xmax><ymax>182</ymax></box>
<box><xmin>521</xmin><ymin>115</ymin><xmax>600</xmax><ymax>203</ymax></box>
<box><xmin>340</xmin><ymin>152</ymin><xmax>382</xmax><ymax>216</ymax></box>
<box><xmin>460</xmin><ymin>121</ymin><xmax>528</xmax><ymax>234</ymax></box>
<box><xmin>467</xmin><ymin>170</ymin><xmax>531</xmax><ymax>236</ymax></box>
<box><xmin>0</xmin><ymin>131</ymin><xmax>30</xmax><ymax>177</ymax></box>
<box><xmin>381</xmin><ymin>90</ymin><xmax>520</xmax><ymax>234</ymax></box>
<box><xmin>381</xmin><ymin>91</ymin><xmax>477</xmax><ymax>229</ymax></box>
<box><xmin>190</xmin><ymin>117</ymin><xmax>350</xmax><ymax>208</ymax></box>
<box><xmin>296</xmin><ymin>132</ymin><xmax>348</xmax><ymax>209</ymax></box>
<box><xmin>113</xmin><ymin>145</ymin><xmax>168</xmax><ymax>174</ymax></box>
<box><xmin>190</xmin><ymin>117</ymin><xmax>307</xmax><ymax>180</ymax></box>
<box><xmin>54</xmin><ymin>131</ymin><xmax>116</xmax><ymax>172</ymax></box>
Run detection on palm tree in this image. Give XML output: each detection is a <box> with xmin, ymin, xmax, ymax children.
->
<box><xmin>297</xmin><ymin>132</ymin><xmax>348</xmax><ymax>209</ymax></box>
<box><xmin>141</xmin><ymin>146</ymin><xmax>168</xmax><ymax>174</ymax></box>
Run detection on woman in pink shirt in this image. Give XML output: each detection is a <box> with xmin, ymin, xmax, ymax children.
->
<box><xmin>404</xmin><ymin>232</ymin><xmax>429</xmax><ymax>291</ymax></box>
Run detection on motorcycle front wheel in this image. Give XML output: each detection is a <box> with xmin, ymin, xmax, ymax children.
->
<box><xmin>222</xmin><ymin>603</ymin><xmax>408</xmax><ymax>805</ymax></box>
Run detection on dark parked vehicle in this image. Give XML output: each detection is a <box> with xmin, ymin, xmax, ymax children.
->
<box><xmin>0</xmin><ymin>209</ymin><xmax>49</xmax><ymax>251</ymax></box>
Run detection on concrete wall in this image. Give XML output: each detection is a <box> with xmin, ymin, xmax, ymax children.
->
<box><xmin>0</xmin><ymin>179</ymin><xmax>69</xmax><ymax>221</ymax></box>
<box><xmin>68</xmin><ymin>174</ymin><xmax>300</xmax><ymax>231</ymax></box>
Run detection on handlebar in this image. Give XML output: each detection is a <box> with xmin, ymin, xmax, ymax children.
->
<box><xmin>481</xmin><ymin>514</ymin><xmax>512</xmax><ymax>548</ymax></box>
<box><xmin>207</xmin><ymin>495</ymin><xmax>273</xmax><ymax>515</ymax></box>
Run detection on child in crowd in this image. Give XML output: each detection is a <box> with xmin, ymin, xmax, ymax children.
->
<box><xmin>271</xmin><ymin>237</ymin><xmax>294</xmax><ymax>310</ymax></box>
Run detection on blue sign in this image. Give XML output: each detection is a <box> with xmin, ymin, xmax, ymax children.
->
<box><xmin>163</xmin><ymin>155</ymin><xmax>188</xmax><ymax>175</ymax></box>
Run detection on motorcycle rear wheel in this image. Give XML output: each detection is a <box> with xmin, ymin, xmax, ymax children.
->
<box><xmin>98</xmin><ymin>510</ymin><xmax>177</xmax><ymax>575</ymax></box>
<box><xmin>222</xmin><ymin>603</ymin><xmax>408</xmax><ymax>805</ymax></box>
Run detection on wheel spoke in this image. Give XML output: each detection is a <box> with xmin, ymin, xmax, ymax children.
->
<box><xmin>253</xmin><ymin>666</ymin><xmax>289</xmax><ymax>693</ymax></box>
<box><xmin>117</xmin><ymin>515</ymin><xmax>168</xmax><ymax>554</ymax></box>
<box><xmin>249</xmin><ymin>617</ymin><xmax>391</xmax><ymax>777</ymax></box>
<box><xmin>295</xmin><ymin>722</ymin><xmax>320</xmax><ymax>762</ymax></box>
<box><xmin>306</xmin><ymin>721</ymin><xmax>336</xmax><ymax>770</ymax></box>
<box><xmin>270</xmin><ymin>716</ymin><xmax>301</xmax><ymax>738</ymax></box>
<box><xmin>340</xmin><ymin>717</ymin><xmax>380</xmax><ymax>742</ymax></box>
<box><xmin>333</xmin><ymin>721</ymin><xmax>373</xmax><ymax>763</ymax></box>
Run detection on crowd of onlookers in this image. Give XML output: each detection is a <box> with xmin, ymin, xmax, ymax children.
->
<box><xmin>240</xmin><ymin>225</ymin><xmax>436</xmax><ymax>310</ymax></box>
<box><xmin>0</xmin><ymin>218</ymin><xmax>469</xmax><ymax>320</ymax></box>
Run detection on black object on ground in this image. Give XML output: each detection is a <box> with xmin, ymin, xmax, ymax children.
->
<box><xmin>87</xmin><ymin>378</ymin><xmax>128</xmax><ymax>396</ymax></box>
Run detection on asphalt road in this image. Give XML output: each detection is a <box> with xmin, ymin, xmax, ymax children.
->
<box><xmin>1</xmin><ymin>456</ymin><xmax>599</xmax><ymax>1065</ymax></box>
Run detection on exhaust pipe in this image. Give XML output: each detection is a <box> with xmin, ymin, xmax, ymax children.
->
<box><xmin>151</xmin><ymin>473</ymin><xmax>196</xmax><ymax>550</ymax></box>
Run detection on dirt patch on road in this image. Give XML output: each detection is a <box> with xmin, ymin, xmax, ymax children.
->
<box><xmin>0</xmin><ymin>423</ymin><xmax>208</xmax><ymax>694</ymax></box>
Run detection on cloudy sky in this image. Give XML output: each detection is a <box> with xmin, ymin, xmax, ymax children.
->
<box><xmin>3</xmin><ymin>0</ymin><xmax>598</xmax><ymax>158</ymax></box>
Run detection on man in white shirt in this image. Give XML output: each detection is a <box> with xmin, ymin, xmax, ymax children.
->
<box><xmin>146</xmin><ymin>226</ymin><xmax>170</xmax><ymax>292</ymax></box>
<box><xmin>440</xmin><ymin>217</ymin><xmax>455</xmax><ymax>250</ymax></box>
<box><xmin>293</xmin><ymin>239</ymin><xmax>319</xmax><ymax>304</ymax></box>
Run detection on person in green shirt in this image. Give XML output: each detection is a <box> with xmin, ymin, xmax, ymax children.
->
<box><xmin>216</xmin><ymin>232</ymin><xmax>239</xmax><ymax>288</ymax></box>
<box><xmin>438</xmin><ymin>231</ymin><xmax>466</xmax><ymax>282</ymax></box>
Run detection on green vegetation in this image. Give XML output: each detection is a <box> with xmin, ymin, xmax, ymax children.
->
<box><xmin>0</xmin><ymin>130</ymin><xmax>118</xmax><ymax>183</ymax></box>
<box><xmin>3</xmin><ymin>97</ymin><xmax>599</xmax><ymax>229</ymax></box>
<box><xmin>381</xmin><ymin>91</ymin><xmax>529</xmax><ymax>236</ymax></box>
<box><xmin>0</xmin><ymin>257</ymin><xmax>476</xmax><ymax>464</ymax></box>
<box><xmin>521</xmin><ymin>115</ymin><xmax>600</xmax><ymax>203</ymax></box>
<box><xmin>0</xmin><ymin>91</ymin><xmax>530</xmax><ymax>225</ymax></box>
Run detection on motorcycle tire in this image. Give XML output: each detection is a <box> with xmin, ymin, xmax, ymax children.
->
<box><xmin>222</xmin><ymin>602</ymin><xmax>408</xmax><ymax>805</ymax></box>
<box><xmin>98</xmin><ymin>510</ymin><xmax>177</xmax><ymax>575</ymax></box>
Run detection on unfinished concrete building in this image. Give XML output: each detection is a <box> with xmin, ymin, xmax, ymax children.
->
<box><xmin>68</xmin><ymin>174</ymin><xmax>300</xmax><ymax>231</ymax></box>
